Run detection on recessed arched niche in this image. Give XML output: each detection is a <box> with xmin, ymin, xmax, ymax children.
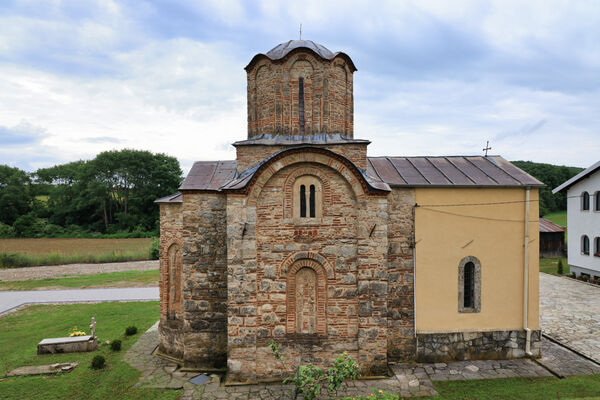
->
<box><xmin>285</xmin><ymin>259</ymin><xmax>327</xmax><ymax>335</ymax></box>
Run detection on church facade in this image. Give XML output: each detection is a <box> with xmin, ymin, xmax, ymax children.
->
<box><xmin>156</xmin><ymin>40</ymin><xmax>544</xmax><ymax>383</ymax></box>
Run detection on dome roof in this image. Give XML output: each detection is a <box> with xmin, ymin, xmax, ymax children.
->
<box><xmin>245</xmin><ymin>40</ymin><xmax>356</xmax><ymax>71</ymax></box>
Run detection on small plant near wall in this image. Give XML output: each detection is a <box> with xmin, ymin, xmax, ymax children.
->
<box><xmin>125</xmin><ymin>326</ymin><xmax>138</xmax><ymax>336</ymax></box>
<box><xmin>269</xmin><ymin>341</ymin><xmax>361</xmax><ymax>400</ymax></box>
<box><xmin>91</xmin><ymin>355</ymin><xmax>106</xmax><ymax>370</ymax></box>
<box><xmin>557</xmin><ymin>259</ymin><xmax>564</xmax><ymax>275</ymax></box>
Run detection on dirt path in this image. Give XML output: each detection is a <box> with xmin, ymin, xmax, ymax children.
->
<box><xmin>0</xmin><ymin>260</ymin><xmax>158</xmax><ymax>281</ymax></box>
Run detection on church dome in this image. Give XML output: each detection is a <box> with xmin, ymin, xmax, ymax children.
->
<box><xmin>245</xmin><ymin>39</ymin><xmax>356</xmax><ymax>71</ymax></box>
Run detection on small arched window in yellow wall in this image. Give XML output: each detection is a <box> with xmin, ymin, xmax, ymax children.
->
<box><xmin>294</xmin><ymin>176</ymin><xmax>322</xmax><ymax>220</ymax></box>
<box><xmin>458</xmin><ymin>256</ymin><xmax>481</xmax><ymax>313</ymax></box>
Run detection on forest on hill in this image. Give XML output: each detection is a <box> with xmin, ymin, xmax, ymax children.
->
<box><xmin>0</xmin><ymin>149</ymin><xmax>182</xmax><ymax>238</ymax></box>
<box><xmin>511</xmin><ymin>161</ymin><xmax>584</xmax><ymax>216</ymax></box>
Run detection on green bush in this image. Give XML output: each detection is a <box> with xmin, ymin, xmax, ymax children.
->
<box><xmin>125</xmin><ymin>326</ymin><xmax>138</xmax><ymax>336</ymax></box>
<box><xmin>0</xmin><ymin>222</ymin><xmax>15</xmax><ymax>238</ymax></box>
<box><xmin>91</xmin><ymin>355</ymin><xmax>106</xmax><ymax>370</ymax></box>
<box><xmin>110</xmin><ymin>339</ymin><xmax>122</xmax><ymax>351</ymax></box>
<box><xmin>0</xmin><ymin>253</ymin><xmax>33</xmax><ymax>268</ymax></box>
<box><xmin>557</xmin><ymin>259</ymin><xmax>564</xmax><ymax>275</ymax></box>
<box><xmin>150</xmin><ymin>238</ymin><xmax>160</xmax><ymax>260</ymax></box>
<box><xmin>12</xmin><ymin>213</ymin><xmax>48</xmax><ymax>238</ymax></box>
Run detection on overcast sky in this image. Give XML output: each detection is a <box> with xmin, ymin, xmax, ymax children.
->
<box><xmin>1</xmin><ymin>0</ymin><xmax>599</xmax><ymax>173</ymax></box>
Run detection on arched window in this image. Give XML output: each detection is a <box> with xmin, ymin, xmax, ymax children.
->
<box><xmin>595</xmin><ymin>237</ymin><xmax>600</xmax><ymax>257</ymax></box>
<box><xmin>458</xmin><ymin>256</ymin><xmax>481</xmax><ymax>313</ymax></box>
<box><xmin>582</xmin><ymin>235</ymin><xmax>590</xmax><ymax>255</ymax></box>
<box><xmin>299</xmin><ymin>77</ymin><xmax>305</xmax><ymax>136</ymax></box>
<box><xmin>294</xmin><ymin>176</ymin><xmax>322</xmax><ymax>220</ymax></box>
<box><xmin>595</xmin><ymin>191</ymin><xmax>600</xmax><ymax>211</ymax></box>
<box><xmin>582</xmin><ymin>192</ymin><xmax>590</xmax><ymax>211</ymax></box>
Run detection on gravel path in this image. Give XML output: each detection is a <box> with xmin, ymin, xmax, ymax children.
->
<box><xmin>0</xmin><ymin>260</ymin><xmax>159</xmax><ymax>282</ymax></box>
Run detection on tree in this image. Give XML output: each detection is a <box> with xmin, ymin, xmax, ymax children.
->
<box><xmin>0</xmin><ymin>165</ymin><xmax>32</xmax><ymax>225</ymax></box>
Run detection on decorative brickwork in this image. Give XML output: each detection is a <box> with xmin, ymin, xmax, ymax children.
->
<box><xmin>246</xmin><ymin>51</ymin><xmax>354</xmax><ymax>138</ymax></box>
<box><xmin>416</xmin><ymin>330</ymin><xmax>542</xmax><ymax>362</ymax></box>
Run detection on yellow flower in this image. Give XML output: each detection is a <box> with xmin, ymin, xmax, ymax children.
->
<box><xmin>379</xmin><ymin>390</ymin><xmax>383</xmax><ymax>394</ymax></box>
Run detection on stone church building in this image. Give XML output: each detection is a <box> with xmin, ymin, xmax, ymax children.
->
<box><xmin>156</xmin><ymin>40</ymin><xmax>544</xmax><ymax>383</ymax></box>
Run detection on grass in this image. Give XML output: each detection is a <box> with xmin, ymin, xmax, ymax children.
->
<box><xmin>0</xmin><ymin>238</ymin><xmax>153</xmax><ymax>268</ymax></box>
<box><xmin>540</xmin><ymin>257</ymin><xmax>569</xmax><ymax>276</ymax></box>
<box><xmin>0</xmin><ymin>301</ymin><xmax>177</xmax><ymax>400</ymax></box>
<box><xmin>430</xmin><ymin>375</ymin><xmax>600</xmax><ymax>399</ymax></box>
<box><xmin>543</xmin><ymin>210</ymin><xmax>567</xmax><ymax>227</ymax></box>
<box><xmin>0</xmin><ymin>270</ymin><xmax>159</xmax><ymax>291</ymax></box>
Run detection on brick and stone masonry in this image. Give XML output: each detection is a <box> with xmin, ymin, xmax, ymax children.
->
<box><xmin>156</xmin><ymin>39</ymin><xmax>541</xmax><ymax>383</ymax></box>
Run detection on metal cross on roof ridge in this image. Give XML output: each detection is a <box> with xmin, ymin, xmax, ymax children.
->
<box><xmin>299</xmin><ymin>23</ymin><xmax>302</xmax><ymax>40</ymax></box>
<box><xmin>483</xmin><ymin>140</ymin><xmax>492</xmax><ymax>157</ymax></box>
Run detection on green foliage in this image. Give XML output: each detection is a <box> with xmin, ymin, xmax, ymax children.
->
<box><xmin>0</xmin><ymin>165</ymin><xmax>32</xmax><ymax>226</ymax></box>
<box><xmin>91</xmin><ymin>355</ymin><xmax>106</xmax><ymax>370</ymax></box>
<box><xmin>0</xmin><ymin>253</ymin><xmax>33</xmax><ymax>268</ymax></box>
<box><xmin>150</xmin><ymin>237</ymin><xmax>160</xmax><ymax>260</ymax></box>
<box><xmin>110</xmin><ymin>339</ymin><xmax>122</xmax><ymax>352</ymax></box>
<box><xmin>125</xmin><ymin>326</ymin><xmax>138</xmax><ymax>336</ymax></box>
<box><xmin>327</xmin><ymin>352</ymin><xmax>361</xmax><ymax>395</ymax></box>
<box><xmin>0</xmin><ymin>250</ymin><xmax>151</xmax><ymax>268</ymax></box>
<box><xmin>0</xmin><ymin>222</ymin><xmax>15</xmax><ymax>238</ymax></box>
<box><xmin>269</xmin><ymin>342</ymin><xmax>361</xmax><ymax>400</ymax></box>
<box><xmin>511</xmin><ymin>161</ymin><xmax>584</xmax><ymax>216</ymax></box>
<box><xmin>12</xmin><ymin>212</ymin><xmax>48</xmax><ymax>238</ymax></box>
<box><xmin>342</xmin><ymin>390</ymin><xmax>399</xmax><ymax>399</ymax></box>
<box><xmin>557</xmin><ymin>258</ymin><xmax>564</xmax><ymax>275</ymax></box>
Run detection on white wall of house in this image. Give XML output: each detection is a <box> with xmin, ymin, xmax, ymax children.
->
<box><xmin>567</xmin><ymin>172</ymin><xmax>600</xmax><ymax>276</ymax></box>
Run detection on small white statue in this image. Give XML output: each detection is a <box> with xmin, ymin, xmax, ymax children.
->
<box><xmin>90</xmin><ymin>317</ymin><xmax>96</xmax><ymax>338</ymax></box>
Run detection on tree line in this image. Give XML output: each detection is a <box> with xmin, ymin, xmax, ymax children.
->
<box><xmin>511</xmin><ymin>161</ymin><xmax>583</xmax><ymax>216</ymax></box>
<box><xmin>0</xmin><ymin>149</ymin><xmax>182</xmax><ymax>238</ymax></box>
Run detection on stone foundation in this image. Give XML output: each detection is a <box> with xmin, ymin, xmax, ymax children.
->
<box><xmin>416</xmin><ymin>330</ymin><xmax>542</xmax><ymax>363</ymax></box>
<box><xmin>157</xmin><ymin>320</ymin><xmax>184</xmax><ymax>361</ymax></box>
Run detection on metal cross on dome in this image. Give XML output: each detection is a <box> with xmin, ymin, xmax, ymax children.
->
<box><xmin>483</xmin><ymin>141</ymin><xmax>492</xmax><ymax>157</ymax></box>
<box><xmin>299</xmin><ymin>23</ymin><xmax>302</xmax><ymax>40</ymax></box>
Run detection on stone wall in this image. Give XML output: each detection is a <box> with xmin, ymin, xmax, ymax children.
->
<box><xmin>416</xmin><ymin>330</ymin><xmax>542</xmax><ymax>362</ymax></box>
<box><xmin>246</xmin><ymin>51</ymin><xmax>354</xmax><ymax>138</ymax></box>
<box><xmin>181</xmin><ymin>193</ymin><xmax>228</xmax><ymax>368</ymax></box>
<box><xmin>226</xmin><ymin>157</ymin><xmax>389</xmax><ymax>382</ymax></box>
<box><xmin>235</xmin><ymin>143</ymin><xmax>368</xmax><ymax>172</ymax></box>
<box><xmin>386</xmin><ymin>188</ymin><xmax>416</xmax><ymax>361</ymax></box>
<box><xmin>158</xmin><ymin>202</ymin><xmax>184</xmax><ymax>360</ymax></box>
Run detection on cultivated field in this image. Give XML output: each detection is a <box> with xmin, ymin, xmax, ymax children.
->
<box><xmin>0</xmin><ymin>238</ymin><xmax>153</xmax><ymax>268</ymax></box>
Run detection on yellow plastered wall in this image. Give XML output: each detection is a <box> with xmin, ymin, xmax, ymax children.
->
<box><xmin>414</xmin><ymin>187</ymin><xmax>539</xmax><ymax>333</ymax></box>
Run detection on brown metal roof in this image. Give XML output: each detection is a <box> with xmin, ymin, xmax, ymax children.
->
<box><xmin>539</xmin><ymin>218</ymin><xmax>566</xmax><ymax>233</ymax></box>
<box><xmin>154</xmin><ymin>193</ymin><xmax>182</xmax><ymax>204</ymax></box>
<box><xmin>179</xmin><ymin>160</ymin><xmax>237</xmax><ymax>191</ymax></box>
<box><xmin>367</xmin><ymin>156</ymin><xmax>544</xmax><ymax>188</ymax></box>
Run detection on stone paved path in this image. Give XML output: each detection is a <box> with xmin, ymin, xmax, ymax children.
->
<box><xmin>125</xmin><ymin>323</ymin><xmax>600</xmax><ymax>399</ymax></box>
<box><xmin>540</xmin><ymin>273</ymin><xmax>600</xmax><ymax>362</ymax></box>
<box><xmin>0</xmin><ymin>260</ymin><xmax>158</xmax><ymax>282</ymax></box>
<box><xmin>0</xmin><ymin>287</ymin><xmax>159</xmax><ymax>315</ymax></box>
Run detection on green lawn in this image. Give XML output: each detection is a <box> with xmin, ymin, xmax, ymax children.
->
<box><xmin>543</xmin><ymin>211</ymin><xmax>567</xmax><ymax>227</ymax></box>
<box><xmin>540</xmin><ymin>257</ymin><xmax>569</xmax><ymax>276</ymax></box>
<box><xmin>0</xmin><ymin>302</ymin><xmax>177</xmax><ymax>400</ymax></box>
<box><xmin>0</xmin><ymin>270</ymin><xmax>158</xmax><ymax>291</ymax></box>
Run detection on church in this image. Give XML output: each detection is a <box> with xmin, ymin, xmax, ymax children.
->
<box><xmin>155</xmin><ymin>39</ymin><xmax>544</xmax><ymax>383</ymax></box>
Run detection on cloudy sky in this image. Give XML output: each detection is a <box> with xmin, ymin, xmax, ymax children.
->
<box><xmin>1</xmin><ymin>0</ymin><xmax>598</xmax><ymax>173</ymax></box>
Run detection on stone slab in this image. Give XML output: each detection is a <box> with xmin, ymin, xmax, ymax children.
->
<box><xmin>39</xmin><ymin>335</ymin><xmax>93</xmax><ymax>345</ymax></box>
<box><xmin>6</xmin><ymin>362</ymin><xmax>78</xmax><ymax>377</ymax></box>
<box><xmin>38</xmin><ymin>336</ymin><xmax>98</xmax><ymax>354</ymax></box>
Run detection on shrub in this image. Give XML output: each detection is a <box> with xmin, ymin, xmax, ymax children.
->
<box><xmin>0</xmin><ymin>253</ymin><xmax>33</xmax><ymax>268</ymax></box>
<box><xmin>150</xmin><ymin>237</ymin><xmax>160</xmax><ymax>260</ymax></box>
<box><xmin>557</xmin><ymin>259</ymin><xmax>564</xmax><ymax>275</ymax></box>
<box><xmin>110</xmin><ymin>339</ymin><xmax>122</xmax><ymax>351</ymax></box>
<box><xmin>91</xmin><ymin>355</ymin><xmax>106</xmax><ymax>370</ymax></box>
<box><xmin>125</xmin><ymin>326</ymin><xmax>138</xmax><ymax>336</ymax></box>
<box><xmin>0</xmin><ymin>222</ymin><xmax>15</xmax><ymax>238</ymax></box>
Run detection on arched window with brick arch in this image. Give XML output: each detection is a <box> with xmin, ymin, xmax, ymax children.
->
<box><xmin>166</xmin><ymin>243</ymin><xmax>182</xmax><ymax>320</ymax></box>
<box><xmin>293</xmin><ymin>176</ymin><xmax>322</xmax><ymax>220</ymax></box>
<box><xmin>286</xmin><ymin>259</ymin><xmax>327</xmax><ymax>335</ymax></box>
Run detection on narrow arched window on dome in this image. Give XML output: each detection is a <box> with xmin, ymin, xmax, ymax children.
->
<box><xmin>299</xmin><ymin>77</ymin><xmax>305</xmax><ymax>136</ymax></box>
<box><xmin>300</xmin><ymin>184</ymin><xmax>306</xmax><ymax>218</ymax></box>
<box><xmin>309</xmin><ymin>184</ymin><xmax>316</xmax><ymax>218</ymax></box>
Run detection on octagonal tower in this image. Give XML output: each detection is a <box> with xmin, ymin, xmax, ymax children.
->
<box><xmin>245</xmin><ymin>40</ymin><xmax>357</xmax><ymax>138</ymax></box>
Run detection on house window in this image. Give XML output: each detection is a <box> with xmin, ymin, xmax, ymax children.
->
<box><xmin>595</xmin><ymin>237</ymin><xmax>600</xmax><ymax>257</ymax></box>
<box><xmin>299</xmin><ymin>77</ymin><xmax>305</xmax><ymax>136</ymax></box>
<box><xmin>595</xmin><ymin>191</ymin><xmax>600</xmax><ymax>211</ymax></box>
<box><xmin>582</xmin><ymin>192</ymin><xmax>590</xmax><ymax>211</ymax></box>
<box><xmin>293</xmin><ymin>176</ymin><xmax>322</xmax><ymax>220</ymax></box>
<box><xmin>458</xmin><ymin>256</ymin><xmax>481</xmax><ymax>313</ymax></box>
<box><xmin>582</xmin><ymin>235</ymin><xmax>590</xmax><ymax>255</ymax></box>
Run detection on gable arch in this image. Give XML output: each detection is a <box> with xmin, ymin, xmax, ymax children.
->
<box><xmin>279</xmin><ymin>251</ymin><xmax>335</xmax><ymax>280</ymax></box>
<box><xmin>237</xmin><ymin>147</ymin><xmax>387</xmax><ymax>206</ymax></box>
